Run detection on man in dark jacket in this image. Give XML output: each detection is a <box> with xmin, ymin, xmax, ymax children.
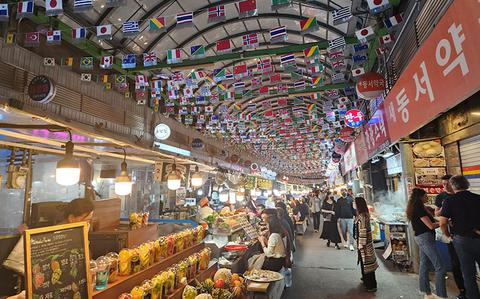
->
<box><xmin>336</xmin><ymin>189</ymin><xmax>355</xmax><ymax>251</ymax></box>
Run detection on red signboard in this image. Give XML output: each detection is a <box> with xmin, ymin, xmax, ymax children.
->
<box><xmin>354</xmin><ymin>132</ymin><xmax>368</xmax><ymax>166</ymax></box>
<box><xmin>363</xmin><ymin>103</ymin><xmax>390</xmax><ymax>158</ymax></box>
<box><xmin>384</xmin><ymin>0</ymin><xmax>480</xmax><ymax>143</ymax></box>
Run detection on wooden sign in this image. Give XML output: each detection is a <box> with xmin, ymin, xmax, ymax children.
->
<box><xmin>24</xmin><ymin>222</ymin><xmax>92</xmax><ymax>299</ymax></box>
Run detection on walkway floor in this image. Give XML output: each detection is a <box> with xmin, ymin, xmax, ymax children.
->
<box><xmin>282</xmin><ymin>227</ymin><xmax>458</xmax><ymax>299</ymax></box>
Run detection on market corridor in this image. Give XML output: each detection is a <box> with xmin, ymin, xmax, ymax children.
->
<box><xmin>282</xmin><ymin>229</ymin><xmax>455</xmax><ymax>299</ymax></box>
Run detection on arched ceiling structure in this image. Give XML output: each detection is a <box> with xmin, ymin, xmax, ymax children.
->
<box><xmin>51</xmin><ymin>0</ymin><xmax>374</xmax><ymax>177</ymax></box>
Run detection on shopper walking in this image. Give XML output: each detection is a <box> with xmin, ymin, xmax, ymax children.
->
<box><xmin>434</xmin><ymin>175</ymin><xmax>467</xmax><ymax>299</ymax></box>
<box><xmin>312</xmin><ymin>190</ymin><xmax>322</xmax><ymax>233</ymax></box>
<box><xmin>320</xmin><ymin>194</ymin><xmax>341</xmax><ymax>249</ymax></box>
<box><xmin>439</xmin><ymin>175</ymin><xmax>480</xmax><ymax>299</ymax></box>
<box><xmin>354</xmin><ymin>196</ymin><xmax>378</xmax><ymax>292</ymax></box>
<box><xmin>406</xmin><ymin>188</ymin><xmax>447</xmax><ymax>299</ymax></box>
<box><xmin>336</xmin><ymin>189</ymin><xmax>355</xmax><ymax>251</ymax></box>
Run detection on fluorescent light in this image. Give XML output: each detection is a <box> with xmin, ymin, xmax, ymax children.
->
<box><xmin>154</xmin><ymin>142</ymin><xmax>191</xmax><ymax>156</ymax></box>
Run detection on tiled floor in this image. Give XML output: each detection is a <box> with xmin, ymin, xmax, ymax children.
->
<box><xmin>282</xmin><ymin>227</ymin><xmax>459</xmax><ymax>299</ymax></box>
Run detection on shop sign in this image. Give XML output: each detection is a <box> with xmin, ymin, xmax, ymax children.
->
<box><xmin>344</xmin><ymin>109</ymin><xmax>365</xmax><ymax>128</ymax></box>
<box><xmin>191</xmin><ymin>138</ymin><xmax>204</xmax><ymax>149</ymax></box>
<box><xmin>386</xmin><ymin>154</ymin><xmax>402</xmax><ymax>175</ymax></box>
<box><xmin>154</xmin><ymin>123</ymin><xmax>171</xmax><ymax>140</ymax></box>
<box><xmin>356</xmin><ymin>72</ymin><xmax>386</xmax><ymax>100</ymax></box>
<box><xmin>354</xmin><ymin>133</ymin><xmax>368</xmax><ymax>166</ymax></box>
<box><xmin>24</xmin><ymin>223</ymin><xmax>91</xmax><ymax>299</ymax></box>
<box><xmin>245</xmin><ymin>176</ymin><xmax>256</xmax><ymax>190</ymax></box>
<box><xmin>363</xmin><ymin>103</ymin><xmax>390</xmax><ymax>158</ymax></box>
<box><xmin>28</xmin><ymin>75</ymin><xmax>56</xmax><ymax>104</ymax></box>
<box><xmin>154</xmin><ymin>162</ymin><xmax>163</xmax><ymax>182</ymax></box>
<box><xmin>383</xmin><ymin>0</ymin><xmax>480</xmax><ymax>143</ymax></box>
<box><xmin>257</xmin><ymin>178</ymin><xmax>273</xmax><ymax>189</ymax></box>
<box><xmin>343</xmin><ymin>143</ymin><xmax>357</xmax><ymax>174</ymax></box>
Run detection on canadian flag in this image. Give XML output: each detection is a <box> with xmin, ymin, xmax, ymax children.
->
<box><xmin>101</xmin><ymin>56</ymin><xmax>113</xmax><ymax>69</ymax></box>
<box><xmin>380</xmin><ymin>33</ymin><xmax>393</xmax><ymax>45</ymax></box>
<box><xmin>135</xmin><ymin>74</ymin><xmax>148</xmax><ymax>87</ymax></box>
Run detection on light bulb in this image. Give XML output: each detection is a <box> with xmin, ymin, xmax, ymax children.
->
<box><xmin>197</xmin><ymin>189</ymin><xmax>203</xmax><ymax>196</ymax></box>
<box><xmin>115</xmin><ymin>160</ymin><xmax>133</xmax><ymax>196</ymax></box>
<box><xmin>167</xmin><ymin>164</ymin><xmax>182</xmax><ymax>190</ymax></box>
<box><xmin>56</xmin><ymin>141</ymin><xmax>80</xmax><ymax>186</ymax></box>
<box><xmin>191</xmin><ymin>166</ymin><xmax>203</xmax><ymax>187</ymax></box>
<box><xmin>240</xmin><ymin>187</ymin><xmax>245</xmax><ymax>193</ymax></box>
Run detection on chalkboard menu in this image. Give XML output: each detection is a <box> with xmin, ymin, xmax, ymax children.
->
<box><xmin>24</xmin><ymin>222</ymin><xmax>92</xmax><ymax>299</ymax></box>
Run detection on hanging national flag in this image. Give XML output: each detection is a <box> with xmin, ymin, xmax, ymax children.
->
<box><xmin>44</xmin><ymin>57</ymin><xmax>55</xmax><ymax>67</ymax></box>
<box><xmin>366</xmin><ymin>0</ymin><xmax>390</xmax><ymax>14</ymax></box>
<box><xmin>135</xmin><ymin>74</ymin><xmax>148</xmax><ymax>88</ymax></box>
<box><xmin>380</xmin><ymin>33</ymin><xmax>394</xmax><ymax>45</ymax></box>
<box><xmin>351</xmin><ymin>67</ymin><xmax>365</xmax><ymax>77</ymax></box>
<box><xmin>223</xmin><ymin>72</ymin><xmax>234</xmax><ymax>81</ymax></box>
<box><xmin>80</xmin><ymin>73</ymin><xmax>92</xmax><ymax>82</ymax></box>
<box><xmin>294</xmin><ymin>80</ymin><xmax>305</xmax><ymax>90</ymax></box>
<box><xmin>151</xmin><ymin>80</ymin><xmax>161</xmax><ymax>91</ymax></box>
<box><xmin>242</xmin><ymin>33</ymin><xmax>259</xmax><ymax>49</ymax></box>
<box><xmin>17</xmin><ymin>1</ymin><xmax>34</xmax><ymax>19</ymax></box>
<box><xmin>376</xmin><ymin>47</ymin><xmax>388</xmax><ymax>56</ymax></box>
<box><xmin>328</xmin><ymin>48</ymin><xmax>344</xmax><ymax>61</ymax></box>
<box><xmin>355</xmin><ymin>26</ymin><xmax>374</xmax><ymax>43</ymax></box>
<box><xmin>190</xmin><ymin>45</ymin><xmax>205</xmax><ymax>59</ymax></box>
<box><xmin>328</xmin><ymin>36</ymin><xmax>346</xmax><ymax>50</ymax></box>
<box><xmin>61</xmin><ymin>57</ymin><xmax>73</xmax><ymax>67</ymax></box>
<box><xmin>190</xmin><ymin>71</ymin><xmax>205</xmax><ymax>81</ymax></box>
<box><xmin>80</xmin><ymin>56</ymin><xmax>93</xmax><ymax>70</ymax></box>
<box><xmin>300</xmin><ymin>17</ymin><xmax>318</xmax><ymax>34</ymax></box>
<box><xmin>331</xmin><ymin>73</ymin><xmax>344</xmax><ymax>82</ymax></box>
<box><xmin>74</xmin><ymin>0</ymin><xmax>92</xmax><ymax>12</ymax></box>
<box><xmin>233</xmin><ymin>82</ymin><xmax>246</xmax><ymax>90</ymax></box>
<box><xmin>331</xmin><ymin>6</ymin><xmax>351</xmax><ymax>25</ymax></box>
<box><xmin>0</xmin><ymin>4</ymin><xmax>9</xmax><ymax>21</ymax></box>
<box><xmin>353</xmin><ymin>43</ymin><xmax>368</xmax><ymax>54</ymax></box>
<box><xmin>309</xmin><ymin>64</ymin><xmax>324</xmax><ymax>74</ymax></box>
<box><xmin>167</xmin><ymin>49</ymin><xmax>182</xmax><ymax>64</ymax></box>
<box><xmin>208</xmin><ymin>5</ymin><xmax>226</xmax><ymax>22</ymax></box>
<box><xmin>280</xmin><ymin>53</ymin><xmax>295</xmax><ymax>66</ymax></box>
<box><xmin>96</xmin><ymin>24</ymin><xmax>112</xmax><ymax>40</ymax></box>
<box><xmin>5</xmin><ymin>32</ymin><xmax>16</xmax><ymax>44</ymax></box>
<box><xmin>352</xmin><ymin>54</ymin><xmax>368</xmax><ymax>64</ymax></box>
<box><xmin>251</xmin><ymin>76</ymin><xmax>262</xmax><ymax>86</ymax></box>
<box><xmin>72</xmin><ymin>27</ymin><xmax>87</xmax><ymax>41</ymax></box>
<box><xmin>331</xmin><ymin>59</ymin><xmax>345</xmax><ymax>69</ymax></box>
<box><xmin>270</xmin><ymin>73</ymin><xmax>281</xmax><ymax>83</ymax></box>
<box><xmin>233</xmin><ymin>64</ymin><xmax>248</xmax><ymax>78</ymax></box>
<box><xmin>24</xmin><ymin>32</ymin><xmax>40</xmax><ymax>47</ymax></box>
<box><xmin>149</xmin><ymin>16</ymin><xmax>166</xmax><ymax>32</ymax></box>
<box><xmin>256</xmin><ymin>58</ymin><xmax>272</xmax><ymax>73</ymax></box>
<box><xmin>168</xmin><ymin>89</ymin><xmax>179</xmax><ymax>99</ymax></box>
<box><xmin>216</xmin><ymin>39</ymin><xmax>231</xmax><ymax>53</ymax></box>
<box><xmin>122</xmin><ymin>21</ymin><xmax>139</xmax><ymax>37</ymax></box>
<box><xmin>303</xmin><ymin>45</ymin><xmax>319</xmax><ymax>59</ymax></box>
<box><xmin>271</xmin><ymin>0</ymin><xmax>291</xmax><ymax>10</ymax></box>
<box><xmin>269</xmin><ymin>26</ymin><xmax>287</xmax><ymax>44</ymax></box>
<box><xmin>142</xmin><ymin>52</ymin><xmax>157</xmax><ymax>67</ymax></box>
<box><xmin>224</xmin><ymin>91</ymin><xmax>234</xmax><ymax>101</ymax></box>
<box><xmin>384</xmin><ymin>14</ymin><xmax>403</xmax><ymax>29</ymax></box>
<box><xmin>176</xmin><ymin>12</ymin><xmax>193</xmax><ymax>26</ymax></box>
<box><xmin>238</xmin><ymin>0</ymin><xmax>257</xmax><ymax>18</ymax></box>
<box><xmin>46</xmin><ymin>30</ymin><xmax>61</xmax><ymax>45</ymax></box>
<box><xmin>100</xmin><ymin>55</ymin><xmax>113</xmax><ymax>69</ymax></box>
<box><xmin>311</xmin><ymin>76</ymin><xmax>323</xmax><ymax>87</ymax></box>
<box><xmin>45</xmin><ymin>0</ymin><xmax>63</xmax><ymax>16</ymax></box>
<box><xmin>122</xmin><ymin>54</ymin><xmax>136</xmax><ymax>69</ymax></box>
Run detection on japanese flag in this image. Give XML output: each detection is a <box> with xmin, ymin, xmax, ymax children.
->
<box><xmin>355</xmin><ymin>26</ymin><xmax>374</xmax><ymax>43</ymax></box>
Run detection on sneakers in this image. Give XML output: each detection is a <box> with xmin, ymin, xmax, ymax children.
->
<box><xmin>344</xmin><ymin>244</ymin><xmax>348</xmax><ymax>249</ymax></box>
<box><xmin>335</xmin><ymin>244</ymin><xmax>340</xmax><ymax>250</ymax></box>
<box><xmin>314</xmin><ymin>229</ymin><xmax>319</xmax><ymax>233</ymax></box>
<box><xmin>349</xmin><ymin>245</ymin><xmax>355</xmax><ymax>251</ymax></box>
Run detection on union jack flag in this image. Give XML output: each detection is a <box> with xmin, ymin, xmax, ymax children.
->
<box><xmin>171</xmin><ymin>72</ymin><xmax>184</xmax><ymax>82</ymax></box>
<box><xmin>143</xmin><ymin>52</ymin><xmax>157</xmax><ymax>67</ymax></box>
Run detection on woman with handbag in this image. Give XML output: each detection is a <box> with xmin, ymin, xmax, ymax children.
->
<box><xmin>320</xmin><ymin>194</ymin><xmax>341</xmax><ymax>249</ymax></box>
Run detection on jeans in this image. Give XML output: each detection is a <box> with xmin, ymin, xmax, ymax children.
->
<box><xmin>414</xmin><ymin>232</ymin><xmax>447</xmax><ymax>298</ymax></box>
<box><xmin>313</xmin><ymin>212</ymin><xmax>321</xmax><ymax>230</ymax></box>
<box><xmin>339</xmin><ymin>218</ymin><xmax>354</xmax><ymax>247</ymax></box>
<box><xmin>453</xmin><ymin>235</ymin><xmax>480</xmax><ymax>299</ymax></box>
<box><xmin>447</xmin><ymin>241</ymin><xmax>466</xmax><ymax>295</ymax></box>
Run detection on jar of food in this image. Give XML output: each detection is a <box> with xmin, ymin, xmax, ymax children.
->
<box><xmin>158</xmin><ymin>237</ymin><xmax>167</xmax><ymax>259</ymax></box>
<box><xmin>95</xmin><ymin>257</ymin><xmax>110</xmax><ymax>290</ymax></box>
<box><xmin>174</xmin><ymin>233</ymin><xmax>184</xmax><ymax>254</ymax></box>
<box><xmin>188</xmin><ymin>254</ymin><xmax>198</xmax><ymax>278</ymax></box>
<box><xmin>165</xmin><ymin>268</ymin><xmax>176</xmax><ymax>294</ymax></box>
<box><xmin>130</xmin><ymin>249</ymin><xmax>141</xmax><ymax>274</ymax></box>
<box><xmin>130</xmin><ymin>286</ymin><xmax>144</xmax><ymax>299</ymax></box>
<box><xmin>139</xmin><ymin>244</ymin><xmax>150</xmax><ymax>270</ymax></box>
<box><xmin>153</xmin><ymin>240</ymin><xmax>161</xmax><ymax>263</ymax></box>
<box><xmin>151</xmin><ymin>275</ymin><xmax>164</xmax><ymax>299</ymax></box>
<box><xmin>141</xmin><ymin>279</ymin><xmax>154</xmax><ymax>299</ymax></box>
<box><xmin>104</xmin><ymin>252</ymin><xmax>118</xmax><ymax>283</ymax></box>
<box><xmin>158</xmin><ymin>272</ymin><xmax>169</xmax><ymax>298</ymax></box>
<box><xmin>148</xmin><ymin>242</ymin><xmax>156</xmax><ymax>265</ymax></box>
<box><xmin>166</xmin><ymin>235</ymin><xmax>175</xmax><ymax>256</ymax></box>
<box><xmin>176</xmin><ymin>262</ymin><xmax>187</xmax><ymax>287</ymax></box>
<box><xmin>199</xmin><ymin>249</ymin><xmax>211</xmax><ymax>271</ymax></box>
<box><xmin>119</xmin><ymin>249</ymin><xmax>131</xmax><ymax>276</ymax></box>
<box><xmin>118</xmin><ymin>293</ymin><xmax>133</xmax><ymax>299</ymax></box>
<box><xmin>89</xmin><ymin>260</ymin><xmax>97</xmax><ymax>294</ymax></box>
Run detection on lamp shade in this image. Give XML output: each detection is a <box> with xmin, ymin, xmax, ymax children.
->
<box><xmin>167</xmin><ymin>172</ymin><xmax>181</xmax><ymax>190</ymax></box>
<box><xmin>56</xmin><ymin>141</ymin><xmax>80</xmax><ymax>186</ymax></box>
<box><xmin>191</xmin><ymin>166</ymin><xmax>203</xmax><ymax>187</ymax></box>
<box><xmin>115</xmin><ymin>161</ymin><xmax>133</xmax><ymax>195</ymax></box>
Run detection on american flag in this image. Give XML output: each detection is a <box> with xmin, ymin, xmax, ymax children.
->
<box><xmin>242</xmin><ymin>33</ymin><xmax>258</xmax><ymax>47</ymax></box>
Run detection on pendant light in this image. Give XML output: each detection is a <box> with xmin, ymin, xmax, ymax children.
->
<box><xmin>167</xmin><ymin>163</ymin><xmax>181</xmax><ymax>190</ymax></box>
<box><xmin>191</xmin><ymin>165</ymin><xmax>203</xmax><ymax>188</ymax></box>
<box><xmin>115</xmin><ymin>149</ymin><xmax>133</xmax><ymax>196</ymax></box>
<box><xmin>56</xmin><ymin>133</ymin><xmax>81</xmax><ymax>186</ymax></box>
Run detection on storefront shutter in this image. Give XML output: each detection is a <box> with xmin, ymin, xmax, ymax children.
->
<box><xmin>459</xmin><ymin>135</ymin><xmax>480</xmax><ymax>193</ymax></box>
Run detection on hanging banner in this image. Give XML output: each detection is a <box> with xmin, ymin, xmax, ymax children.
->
<box><xmin>343</xmin><ymin>143</ymin><xmax>357</xmax><ymax>174</ymax></box>
<box><xmin>363</xmin><ymin>103</ymin><xmax>390</xmax><ymax>159</ymax></box>
<box><xmin>354</xmin><ymin>133</ymin><xmax>368</xmax><ymax>166</ymax></box>
<box><xmin>383</xmin><ymin>0</ymin><xmax>480</xmax><ymax>143</ymax></box>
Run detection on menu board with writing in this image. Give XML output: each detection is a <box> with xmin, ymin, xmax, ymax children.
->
<box><xmin>24</xmin><ymin>222</ymin><xmax>91</xmax><ymax>299</ymax></box>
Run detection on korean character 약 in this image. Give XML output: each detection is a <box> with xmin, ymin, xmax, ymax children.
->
<box><xmin>435</xmin><ymin>23</ymin><xmax>469</xmax><ymax>77</ymax></box>
<box><xmin>396</xmin><ymin>88</ymin><xmax>410</xmax><ymax>123</ymax></box>
<box><xmin>413</xmin><ymin>61</ymin><xmax>435</xmax><ymax>103</ymax></box>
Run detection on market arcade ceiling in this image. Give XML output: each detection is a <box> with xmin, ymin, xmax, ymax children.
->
<box><xmin>13</xmin><ymin>0</ymin><xmax>399</xmax><ymax>177</ymax></box>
